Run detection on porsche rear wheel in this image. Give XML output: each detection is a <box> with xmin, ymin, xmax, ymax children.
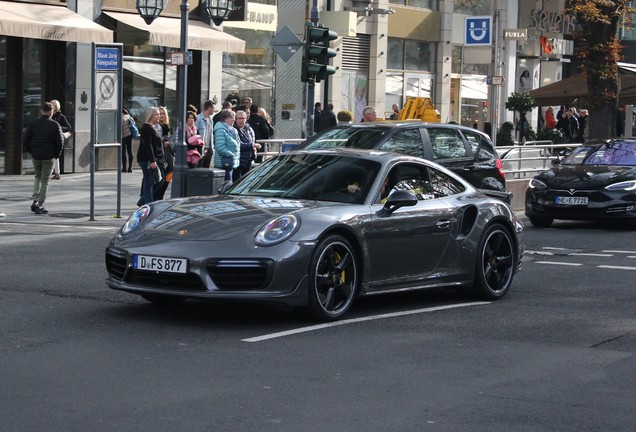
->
<box><xmin>473</xmin><ymin>224</ymin><xmax>515</xmax><ymax>300</ymax></box>
<box><xmin>307</xmin><ymin>235</ymin><xmax>359</xmax><ymax>321</ymax></box>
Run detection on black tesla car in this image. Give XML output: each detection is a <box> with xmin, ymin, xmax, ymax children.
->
<box><xmin>525</xmin><ymin>139</ymin><xmax>636</xmax><ymax>227</ymax></box>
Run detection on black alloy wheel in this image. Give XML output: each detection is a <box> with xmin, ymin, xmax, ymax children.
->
<box><xmin>307</xmin><ymin>235</ymin><xmax>359</xmax><ymax>321</ymax></box>
<box><xmin>473</xmin><ymin>224</ymin><xmax>515</xmax><ymax>299</ymax></box>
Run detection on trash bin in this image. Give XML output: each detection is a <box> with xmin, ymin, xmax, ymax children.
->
<box><xmin>186</xmin><ymin>168</ymin><xmax>226</xmax><ymax>196</ymax></box>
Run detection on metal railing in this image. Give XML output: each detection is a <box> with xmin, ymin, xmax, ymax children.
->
<box><xmin>255</xmin><ymin>139</ymin><xmax>305</xmax><ymax>160</ymax></box>
<box><xmin>497</xmin><ymin>141</ymin><xmax>581</xmax><ymax>179</ymax></box>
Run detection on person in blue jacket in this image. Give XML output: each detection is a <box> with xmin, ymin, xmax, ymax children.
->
<box><xmin>213</xmin><ymin>109</ymin><xmax>240</xmax><ymax>181</ymax></box>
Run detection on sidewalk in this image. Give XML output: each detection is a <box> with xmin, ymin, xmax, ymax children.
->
<box><xmin>0</xmin><ymin>170</ymin><xmax>152</xmax><ymax>226</ymax></box>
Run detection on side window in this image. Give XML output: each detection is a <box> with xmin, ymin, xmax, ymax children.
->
<box><xmin>378</xmin><ymin>129</ymin><xmax>425</xmax><ymax>158</ymax></box>
<box><xmin>427</xmin><ymin>166</ymin><xmax>466</xmax><ymax>198</ymax></box>
<box><xmin>462</xmin><ymin>130</ymin><xmax>497</xmax><ymax>161</ymax></box>
<box><xmin>378</xmin><ymin>164</ymin><xmax>436</xmax><ymax>203</ymax></box>
<box><xmin>427</xmin><ymin>128</ymin><xmax>469</xmax><ymax>160</ymax></box>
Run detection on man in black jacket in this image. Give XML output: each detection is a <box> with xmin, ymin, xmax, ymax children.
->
<box><xmin>247</xmin><ymin>104</ymin><xmax>271</xmax><ymax>163</ymax></box>
<box><xmin>23</xmin><ymin>102</ymin><xmax>64</xmax><ymax>214</ymax></box>
<box><xmin>317</xmin><ymin>103</ymin><xmax>337</xmax><ymax>132</ymax></box>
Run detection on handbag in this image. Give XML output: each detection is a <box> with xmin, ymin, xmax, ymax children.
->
<box><xmin>149</xmin><ymin>162</ymin><xmax>163</xmax><ymax>184</ymax></box>
<box><xmin>63</xmin><ymin>131</ymin><xmax>71</xmax><ymax>140</ymax></box>
<box><xmin>221</xmin><ymin>155</ymin><xmax>234</xmax><ymax>169</ymax></box>
<box><xmin>129</xmin><ymin>117</ymin><xmax>140</xmax><ymax>138</ymax></box>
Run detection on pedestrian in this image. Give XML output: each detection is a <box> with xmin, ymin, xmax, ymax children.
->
<box><xmin>185</xmin><ymin>111</ymin><xmax>203</xmax><ymax>168</ymax></box>
<box><xmin>578</xmin><ymin>109</ymin><xmax>589</xmax><ymax>142</ymax></box>
<box><xmin>258</xmin><ymin>107</ymin><xmax>275</xmax><ymax>138</ymax></box>
<box><xmin>154</xmin><ymin>106</ymin><xmax>173</xmax><ymax>200</ymax></box>
<box><xmin>242</xmin><ymin>96</ymin><xmax>253</xmax><ymax>112</ymax></box>
<box><xmin>567</xmin><ymin>108</ymin><xmax>580</xmax><ymax>143</ymax></box>
<box><xmin>122</xmin><ymin>107</ymin><xmax>135</xmax><ymax>173</ymax></box>
<box><xmin>545</xmin><ymin>106</ymin><xmax>557</xmax><ymax>129</ymax></box>
<box><xmin>317</xmin><ymin>103</ymin><xmax>337</xmax><ymax>132</ymax></box>
<box><xmin>361</xmin><ymin>106</ymin><xmax>377</xmax><ymax>122</ymax></box>
<box><xmin>23</xmin><ymin>101</ymin><xmax>64</xmax><ymax>214</ymax></box>
<box><xmin>50</xmin><ymin>99</ymin><xmax>71</xmax><ymax>180</ymax></box>
<box><xmin>213</xmin><ymin>109</ymin><xmax>240</xmax><ymax>182</ymax></box>
<box><xmin>213</xmin><ymin>101</ymin><xmax>233</xmax><ymax>125</ymax></box>
<box><xmin>518</xmin><ymin>112</ymin><xmax>530</xmax><ymax>144</ymax></box>
<box><xmin>247</xmin><ymin>104</ymin><xmax>272</xmax><ymax>163</ymax></box>
<box><xmin>187</xmin><ymin>104</ymin><xmax>198</xmax><ymax>115</ymax></box>
<box><xmin>313</xmin><ymin>102</ymin><xmax>322</xmax><ymax>133</ymax></box>
<box><xmin>337</xmin><ymin>110</ymin><xmax>353</xmax><ymax>125</ymax></box>
<box><xmin>233</xmin><ymin>110</ymin><xmax>260</xmax><ymax>181</ymax></box>
<box><xmin>196</xmin><ymin>99</ymin><xmax>215</xmax><ymax>156</ymax></box>
<box><xmin>136</xmin><ymin>107</ymin><xmax>162</xmax><ymax>207</ymax></box>
<box><xmin>389</xmin><ymin>103</ymin><xmax>400</xmax><ymax>120</ymax></box>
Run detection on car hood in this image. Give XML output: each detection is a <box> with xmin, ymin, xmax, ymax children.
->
<box><xmin>129</xmin><ymin>195</ymin><xmax>340</xmax><ymax>241</ymax></box>
<box><xmin>536</xmin><ymin>165</ymin><xmax>636</xmax><ymax>189</ymax></box>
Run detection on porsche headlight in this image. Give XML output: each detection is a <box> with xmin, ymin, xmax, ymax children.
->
<box><xmin>122</xmin><ymin>205</ymin><xmax>151</xmax><ymax>234</ymax></box>
<box><xmin>255</xmin><ymin>215</ymin><xmax>299</xmax><ymax>246</ymax></box>
<box><xmin>528</xmin><ymin>178</ymin><xmax>547</xmax><ymax>190</ymax></box>
<box><xmin>605</xmin><ymin>180</ymin><xmax>636</xmax><ymax>191</ymax></box>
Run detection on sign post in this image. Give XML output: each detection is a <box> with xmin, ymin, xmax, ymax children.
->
<box><xmin>91</xmin><ymin>43</ymin><xmax>123</xmax><ymax>221</ymax></box>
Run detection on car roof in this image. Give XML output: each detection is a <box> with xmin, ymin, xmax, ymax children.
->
<box><xmin>285</xmin><ymin>147</ymin><xmax>421</xmax><ymax>163</ymax></box>
<box><xmin>332</xmin><ymin>121</ymin><xmax>492</xmax><ymax>137</ymax></box>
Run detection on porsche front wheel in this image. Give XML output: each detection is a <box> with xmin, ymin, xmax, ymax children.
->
<box><xmin>307</xmin><ymin>235</ymin><xmax>359</xmax><ymax>321</ymax></box>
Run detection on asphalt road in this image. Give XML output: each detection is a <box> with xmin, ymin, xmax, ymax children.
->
<box><xmin>0</xmin><ymin>220</ymin><xmax>635</xmax><ymax>432</ymax></box>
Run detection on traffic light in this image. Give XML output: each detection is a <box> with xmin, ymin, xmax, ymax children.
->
<box><xmin>301</xmin><ymin>24</ymin><xmax>337</xmax><ymax>83</ymax></box>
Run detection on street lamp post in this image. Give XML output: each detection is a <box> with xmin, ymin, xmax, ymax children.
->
<box><xmin>136</xmin><ymin>0</ymin><xmax>237</xmax><ymax>198</ymax></box>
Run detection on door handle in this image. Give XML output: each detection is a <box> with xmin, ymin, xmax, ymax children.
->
<box><xmin>436</xmin><ymin>220</ymin><xmax>451</xmax><ymax>229</ymax></box>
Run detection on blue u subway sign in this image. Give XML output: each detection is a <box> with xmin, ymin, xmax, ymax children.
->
<box><xmin>465</xmin><ymin>16</ymin><xmax>492</xmax><ymax>46</ymax></box>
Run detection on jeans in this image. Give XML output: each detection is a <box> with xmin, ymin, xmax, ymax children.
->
<box><xmin>138</xmin><ymin>161</ymin><xmax>154</xmax><ymax>206</ymax></box>
<box><xmin>31</xmin><ymin>158</ymin><xmax>55</xmax><ymax>205</ymax></box>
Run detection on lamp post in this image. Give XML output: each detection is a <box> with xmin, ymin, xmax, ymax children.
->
<box><xmin>136</xmin><ymin>0</ymin><xmax>236</xmax><ymax>198</ymax></box>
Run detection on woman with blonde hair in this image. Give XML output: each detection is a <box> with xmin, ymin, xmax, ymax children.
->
<box><xmin>136</xmin><ymin>107</ymin><xmax>163</xmax><ymax>206</ymax></box>
<box><xmin>155</xmin><ymin>106</ymin><xmax>174</xmax><ymax>200</ymax></box>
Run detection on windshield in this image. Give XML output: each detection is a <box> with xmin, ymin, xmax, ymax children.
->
<box><xmin>562</xmin><ymin>142</ymin><xmax>636</xmax><ymax>166</ymax></box>
<box><xmin>301</xmin><ymin>127</ymin><xmax>388</xmax><ymax>149</ymax></box>
<box><xmin>226</xmin><ymin>154</ymin><xmax>381</xmax><ymax>204</ymax></box>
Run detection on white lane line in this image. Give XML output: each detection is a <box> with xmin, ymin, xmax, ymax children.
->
<box><xmin>534</xmin><ymin>261</ymin><xmax>582</xmax><ymax>266</ymax></box>
<box><xmin>570</xmin><ymin>253</ymin><xmax>613</xmax><ymax>257</ymax></box>
<box><xmin>242</xmin><ymin>302</ymin><xmax>491</xmax><ymax>343</ymax></box>
<box><xmin>602</xmin><ymin>250</ymin><xmax>636</xmax><ymax>254</ymax></box>
<box><xmin>525</xmin><ymin>250</ymin><xmax>554</xmax><ymax>255</ymax></box>
<box><xmin>543</xmin><ymin>247</ymin><xmax>572</xmax><ymax>250</ymax></box>
<box><xmin>598</xmin><ymin>265</ymin><xmax>636</xmax><ymax>271</ymax></box>
<box><xmin>628</xmin><ymin>256</ymin><xmax>636</xmax><ymax>259</ymax></box>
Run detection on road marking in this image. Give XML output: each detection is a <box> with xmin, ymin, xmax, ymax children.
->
<box><xmin>570</xmin><ymin>253</ymin><xmax>613</xmax><ymax>257</ymax></box>
<box><xmin>534</xmin><ymin>261</ymin><xmax>582</xmax><ymax>266</ymax></box>
<box><xmin>598</xmin><ymin>265</ymin><xmax>636</xmax><ymax>271</ymax></box>
<box><xmin>525</xmin><ymin>250</ymin><xmax>554</xmax><ymax>255</ymax></box>
<box><xmin>242</xmin><ymin>302</ymin><xmax>491</xmax><ymax>343</ymax></box>
<box><xmin>543</xmin><ymin>247</ymin><xmax>572</xmax><ymax>250</ymax></box>
<box><xmin>602</xmin><ymin>250</ymin><xmax>636</xmax><ymax>254</ymax></box>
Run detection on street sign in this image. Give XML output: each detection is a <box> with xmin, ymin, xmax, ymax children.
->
<box><xmin>95</xmin><ymin>47</ymin><xmax>120</xmax><ymax>71</ymax></box>
<box><xmin>270</xmin><ymin>25</ymin><xmax>303</xmax><ymax>62</ymax></box>
<box><xmin>504</xmin><ymin>28</ymin><xmax>528</xmax><ymax>40</ymax></box>
<box><xmin>465</xmin><ymin>16</ymin><xmax>492</xmax><ymax>46</ymax></box>
<box><xmin>487</xmin><ymin>76</ymin><xmax>503</xmax><ymax>85</ymax></box>
<box><xmin>169</xmin><ymin>51</ymin><xmax>193</xmax><ymax>66</ymax></box>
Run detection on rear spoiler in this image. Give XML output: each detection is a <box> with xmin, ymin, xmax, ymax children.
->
<box><xmin>479</xmin><ymin>189</ymin><xmax>513</xmax><ymax>204</ymax></box>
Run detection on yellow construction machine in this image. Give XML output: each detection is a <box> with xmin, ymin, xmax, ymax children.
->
<box><xmin>384</xmin><ymin>97</ymin><xmax>441</xmax><ymax>122</ymax></box>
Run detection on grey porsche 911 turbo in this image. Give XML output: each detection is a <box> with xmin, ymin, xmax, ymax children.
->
<box><xmin>106</xmin><ymin>149</ymin><xmax>524</xmax><ymax>321</ymax></box>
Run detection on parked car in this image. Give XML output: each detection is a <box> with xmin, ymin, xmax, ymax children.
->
<box><xmin>298</xmin><ymin>122</ymin><xmax>507</xmax><ymax>193</ymax></box>
<box><xmin>526</xmin><ymin>138</ymin><xmax>636</xmax><ymax>227</ymax></box>
<box><xmin>106</xmin><ymin>149</ymin><xmax>524</xmax><ymax>321</ymax></box>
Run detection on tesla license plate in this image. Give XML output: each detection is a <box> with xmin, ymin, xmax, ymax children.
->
<box><xmin>556</xmin><ymin>196</ymin><xmax>589</xmax><ymax>205</ymax></box>
<box><xmin>133</xmin><ymin>255</ymin><xmax>187</xmax><ymax>273</ymax></box>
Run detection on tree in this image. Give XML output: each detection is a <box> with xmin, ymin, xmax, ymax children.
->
<box><xmin>565</xmin><ymin>1</ymin><xmax>631</xmax><ymax>139</ymax></box>
<box><xmin>505</xmin><ymin>92</ymin><xmax>535</xmax><ymax>142</ymax></box>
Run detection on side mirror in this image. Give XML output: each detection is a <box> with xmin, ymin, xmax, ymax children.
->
<box><xmin>376</xmin><ymin>190</ymin><xmax>418</xmax><ymax>217</ymax></box>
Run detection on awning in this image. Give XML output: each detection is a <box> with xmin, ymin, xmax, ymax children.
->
<box><xmin>123</xmin><ymin>61</ymin><xmax>177</xmax><ymax>91</ymax></box>
<box><xmin>0</xmin><ymin>1</ymin><xmax>112</xmax><ymax>43</ymax></box>
<box><xmin>528</xmin><ymin>63</ymin><xmax>636</xmax><ymax>106</ymax></box>
<box><xmin>104</xmin><ymin>11</ymin><xmax>245</xmax><ymax>53</ymax></box>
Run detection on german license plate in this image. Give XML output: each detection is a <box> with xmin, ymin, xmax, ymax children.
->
<box><xmin>133</xmin><ymin>255</ymin><xmax>187</xmax><ymax>273</ymax></box>
<box><xmin>556</xmin><ymin>196</ymin><xmax>588</xmax><ymax>205</ymax></box>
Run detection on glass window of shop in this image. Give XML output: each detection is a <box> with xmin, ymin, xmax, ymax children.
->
<box><xmin>450</xmin><ymin>45</ymin><xmax>488</xmax><ymax>128</ymax></box>
<box><xmin>388</xmin><ymin>0</ymin><xmax>437</xmax><ymax>9</ymax></box>
<box><xmin>386</xmin><ymin>38</ymin><xmax>435</xmax><ymax>116</ymax></box>
<box><xmin>453</xmin><ymin>0</ymin><xmax>490</xmax><ymax>15</ymax></box>
<box><xmin>122</xmin><ymin>45</ymin><xmax>174</xmax><ymax>127</ymax></box>
<box><xmin>341</xmin><ymin>72</ymin><xmax>369</xmax><ymax>123</ymax></box>
<box><xmin>222</xmin><ymin>28</ymin><xmax>274</xmax><ymax>119</ymax></box>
